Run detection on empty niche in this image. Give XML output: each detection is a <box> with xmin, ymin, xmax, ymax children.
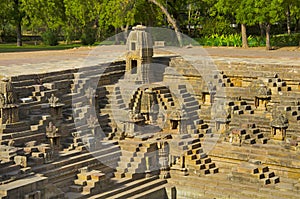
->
<box><xmin>131</xmin><ymin>60</ymin><xmax>138</xmax><ymax>74</ymax></box>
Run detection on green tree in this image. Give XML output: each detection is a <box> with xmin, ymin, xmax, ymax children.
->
<box><xmin>99</xmin><ymin>0</ymin><xmax>162</xmax><ymax>43</ymax></box>
<box><xmin>292</xmin><ymin>2</ymin><xmax>300</xmax><ymax>32</ymax></box>
<box><xmin>212</xmin><ymin>0</ymin><xmax>255</xmax><ymax>48</ymax></box>
<box><xmin>0</xmin><ymin>0</ymin><xmax>24</xmax><ymax>46</ymax></box>
<box><xmin>99</xmin><ymin>0</ymin><xmax>136</xmax><ymax>43</ymax></box>
<box><xmin>21</xmin><ymin>0</ymin><xmax>66</xmax><ymax>45</ymax></box>
<box><xmin>211</xmin><ymin>0</ymin><xmax>285</xmax><ymax>50</ymax></box>
<box><xmin>64</xmin><ymin>0</ymin><xmax>101</xmax><ymax>44</ymax></box>
<box><xmin>13</xmin><ymin>0</ymin><xmax>23</xmax><ymax>46</ymax></box>
<box><xmin>253</xmin><ymin>0</ymin><xmax>285</xmax><ymax>50</ymax></box>
<box><xmin>22</xmin><ymin>0</ymin><xmax>66</xmax><ymax>31</ymax></box>
<box><xmin>185</xmin><ymin>1</ymin><xmax>210</xmax><ymax>37</ymax></box>
<box><xmin>235</xmin><ymin>0</ymin><xmax>259</xmax><ymax>48</ymax></box>
<box><xmin>285</xmin><ymin>0</ymin><xmax>300</xmax><ymax>33</ymax></box>
<box><xmin>148</xmin><ymin>0</ymin><xmax>183</xmax><ymax>46</ymax></box>
<box><xmin>0</xmin><ymin>0</ymin><xmax>11</xmax><ymax>42</ymax></box>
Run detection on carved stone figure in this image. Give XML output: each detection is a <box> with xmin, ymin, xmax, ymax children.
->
<box><xmin>48</xmin><ymin>94</ymin><xmax>59</xmax><ymax>107</ymax></box>
<box><xmin>85</xmin><ymin>87</ymin><xmax>97</xmax><ymax>105</ymax></box>
<box><xmin>87</xmin><ymin>115</ymin><xmax>98</xmax><ymax>129</ymax></box>
<box><xmin>0</xmin><ymin>78</ymin><xmax>19</xmax><ymax>124</ymax></box>
<box><xmin>0</xmin><ymin>77</ymin><xmax>17</xmax><ymax>105</ymax></box>
<box><xmin>46</xmin><ymin>122</ymin><xmax>58</xmax><ymax>137</ymax></box>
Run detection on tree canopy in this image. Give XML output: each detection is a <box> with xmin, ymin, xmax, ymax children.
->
<box><xmin>0</xmin><ymin>0</ymin><xmax>299</xmax><ymax>49</ymax></box>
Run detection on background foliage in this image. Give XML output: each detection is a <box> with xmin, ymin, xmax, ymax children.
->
<box><xmin>0</xmin><ymin>0</ymin><xmax>299</xmax><ymax>48</ymax></box>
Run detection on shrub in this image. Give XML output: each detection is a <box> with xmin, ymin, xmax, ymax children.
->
<box><xmin>248</xmin><ymin>36</ymin><xmax>266</xmax><ymax>47</ymax></box>
<box><xmin>196</xmin><ymin>34</ymin><xmax>242</xmax><ymax>47</ymax></box>
<box><xmin>0</xmin><ymin>24</ymin><xmax>17</xmax><ymax>43</ymax></box>
<box><xmin>196</xmin><ymin>33</ymin><xmax>300</xmax><ymax>47</ymax></box>
<box><xmin>271</xmin><ymin>34</ymin><xmax>300</xmax><ymax>47</ymax></box>
<box><xmin>80</xmin><ymin>28</ymin><xmax>96</xmax><ymax>45</ymax></box>
<box><xmin>42</xmin><ymin>30</ymin><xmax>59</xmax><ymax>46</ymax></box>
<box><xmin>200</xmin><ymin>18</ymin><xmax>235</xmax><ymax>37</ymax></box>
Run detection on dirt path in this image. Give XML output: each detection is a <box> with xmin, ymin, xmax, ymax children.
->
<box><xmin>0</xmin><ymin>46</ymin><xmax>299</xmax><ymax>76</ymax></box>
<box><xmin>204</xmin><ymin>46</ymin><xmax>300</xmax><ymax>60</ymax></box>
<box><xmin>0</xmin><ymin>47</ymin><xmax>92</xmax><ymax>66</ymax></box>
<box><xmin>1</xmin><ymin>46</ymin><xmax>299</xmax><ymax>65</ymax></box>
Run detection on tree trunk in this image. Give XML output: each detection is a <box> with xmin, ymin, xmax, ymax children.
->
<box><xmin>241</xmin><ymin>24</ymin><xmax>248</xmax><ymax>48</ymax></box>
<box><xmin>286</xmin><ymin>5</ymin><xmax>291</xmax><ymax>35</ymax></box>
<box><xmin>14</xmin><ymin>0</ymin><xmax>22</xmax><ymax>46</ymax></box>
<box><xmin>265</xmin><ymin>23</ymin><xmax>271</xmax><ymax>50</ymax></box>
<box><xmin>16</xmin><ymin>19</ymin><xmax>22</xmax><ymax>47</ymax></box>
<box><xmin>259</xmin><ymin>23</ymin><xmax>265</xmax><ymax>37</ymax></box>
<box><xmin>148</xmin><ymin>0</ymin><xmax>183</xmax><ymax>47</ymax></box>
<box><xmin>187</xmin><ymin>4</ymin><xmax>191</xmax><ymax>36</ymax></box>
<box><xmin>114</xmin><ymin>27</ymin><xmax>120</xmax><ymax>45</ymax></box>
<box><xmin>121</xmin><ymin>24</ymin><xmax>129</xmax><ymax>44</ymax></box>
<box><xmin>295</xmin><ymin>18</ymin><xmax>299</xmax><ymax>32</ymax></box>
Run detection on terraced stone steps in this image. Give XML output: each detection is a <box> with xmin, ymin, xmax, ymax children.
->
<box><xmin>153</xmin><ymin>86</ymin><xmax>175</xmax><ymax>110</ymax></box>
<box><xmin>33</xmin><ymin>141</ymin><xmax>120</xmax><ymax>175</ymax></box>
<box><xmin>177</xmin><ymin>85</ymin><xmax>211</xmax><ymax>135</ymax></box>
<box><xmin>232</xmin><ymin>162</ymin><xmax>280</xmax><ymax>185</ymax></box>
<box><xmin>88</xmin><ymin>176</ymin><xmax>167</xmax><ymax>199</ymax></box>
<box><xmin>98</xmin><ymin>85</ymin><xmax>129</xmax><ymax>140</ymax></box>
<box><xmin>115</xmin><ymin>141</ymin><xmax>158</xmax><ymax>179</ymax></box>
<box><xmin>170</xmin><ymin>133</ymin><xmax>218</xmax><ymax>176</ymax></box>
<box><xmin>169</xmin><ymin>172</ymin><xmax>299</xmax><ymax>199</ymax></box>
<box><xmin>210</xmin><ymin>142</ymin><xmax>300</xmax><ymax>176</ymax></box>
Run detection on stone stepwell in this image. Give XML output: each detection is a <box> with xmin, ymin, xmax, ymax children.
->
<box><xmin>0</xmin><ymin>26</ymin><xmax>300</xmax><ymax>198</ymax></box>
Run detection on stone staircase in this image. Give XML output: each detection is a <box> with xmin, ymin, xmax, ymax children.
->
<box><xmin>152</xmin><ymin>86</ymin><xmax>175</xmax><ymax>110</ymax></box>
<box><xmin>98</xmin><ymin>85</ymin><xmax>129</xmax><ymax>140</ymax></box>
<box><xmin>170</xmin><ymin>133</ymin><xmax>218</xmax><ymax>176</ymax></box>
<box><xmin>114</xmin><ymin>141</ymin><xmax>158</xmax><ymax>179</ymax></box>
<box><xmin>29</xmin><ymin>85</ymin><xmax>49</xmax><ymax>102</ymax></box>
<box><xmin>0</xmin><ymin>122</ymin><xmax>33</xmax><ymax>146</ymax></box>
<box><xmin>30</xmin><ymin>140</ymin><xmax>120</xmax><ymax>193</ymax></box>
<box><xmin>278</xmin><ymin>105</ymin><xmax>300</xmax><ymax>123</ymax></box>
<box><xmin>177</xmin><ymin>85</ymin><xmax>212</xmax><ymax>136</ymax></box>
<box><xmin>168</xmin><ymin>171</ymin><xmax>299</xmax><ymax>199</ymax></box>
<box><xmin>128</xmin><ymin>88</ymin><xmax>143</xmax><ymax>112</ymax></box>
<box><xmin>228</xmin><ymin>100</ymin><xmax>255</xmax><ymax>115</ymax></box>
<box><xmin>265</xmin><ymin>75</ymin><xmax>292</xmax><ymax>93</ymax></box>
<box><xmin>88</xmin><ymin>176</ymin><xmax>168</xmax><ymax>199</ymax></box>
<box><xmin>231</xmin><ymin>161</ymin><xmax>280</xmax><ymax>185</ymax></box>
<box><xmin>69</xmin><ymin>168</ymin><xmax>109</xmax><ymax>195</ymax></box>
<box><xmin>226</xmin><ymin>123</ymin><xmax>267</xmax><ymax>145</ymax></box>
<box><xmin>213</xmin><ymin>70</ymin><xmax>234</xmax><ymax>88</ymax></box>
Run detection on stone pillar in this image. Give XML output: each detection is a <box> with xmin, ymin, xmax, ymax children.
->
<box><xmin>0</xmin><ymin>78</ymin><xmax>19</xmax><ymax>125</ymax></box>
<box><xmin>0</xmin><ymin>106</ymin><xmax>19</xmax><ymax>124</ymax></box>
<box><xmin>158</xmin><ymin>141</ymin><xmax>170</xmax><ymax>179</ymax></box>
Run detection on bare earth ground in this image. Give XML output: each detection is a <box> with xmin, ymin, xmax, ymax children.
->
<box><xmin>0</xmin><ymin>46</ymin><xmax>299</xmax><ymax>76</ymax></box>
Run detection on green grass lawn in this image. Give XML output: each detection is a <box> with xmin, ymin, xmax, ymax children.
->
<box><xmin>0</xmin><ymin>43</ymin><xmax>82</xmax><ymax>53</ymax></box>
<box><xmin>0</xmin><ymin>40</ymin><xmax>120</xmax><ymax>53</ymax></box>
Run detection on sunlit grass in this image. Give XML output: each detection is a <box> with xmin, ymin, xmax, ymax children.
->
<box><xmin>0</xmin><ymin>43</ymin><xmax>82</xmax><ymax>53</ymax></box>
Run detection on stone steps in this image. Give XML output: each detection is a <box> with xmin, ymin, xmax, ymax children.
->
<box><xmin>171</xmin><ymin>171</ymin><xmax>299</xmax><ymax>199</ymax></box>
<box><xmin>88</xmin><ymin>176</ymin><xmax>166</xmax><ymax>199</ymax></box>
<box><xmin>43</xmin><ymin>150</ymin><xmax>120</xmax><ymax>181</ymax></box>
<box><xmin>33</xmin><ymin>142</ymin><xmax>120</xmax><ymax>174</ymax></box>
<box><xmin>2</xmin><ymin>132</ymin><xmax>46</xmax><ymax>147</ymax></box>
<box><xmin>130</xmin><ymin>183</ymin><xmax>167</xmax><ymax>199</ymax></box>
